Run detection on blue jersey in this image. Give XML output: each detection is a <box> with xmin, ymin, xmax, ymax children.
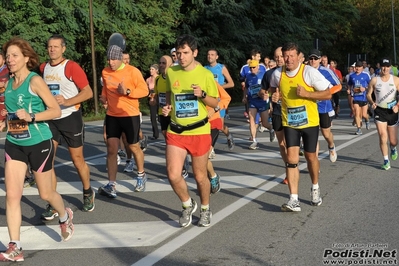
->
<box><xmin>348</xmin><ymin>72</ymin><xmax>371</xmax><ymax>102</ymax></box>
<box><xmin>245</xmin><ymin>71</ymin><xmax>265</xmax><ymax>102</ymax></box>
<box><xmin>240</xmin><ymin>64</ymin><xmax>267</xmax><ymax>81</ymax></box>
<box><xmin>317</xmin><ymin>66</ymin><xmax>340</xmax><ymax>113</ymax></box>
<box><xmin>204</xmin><ymin>63</ymin><xmax>225</xmax><ymax>85</ymax></box>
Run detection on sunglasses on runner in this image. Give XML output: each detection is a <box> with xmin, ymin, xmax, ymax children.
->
<box><xmin>308</xmin><ymin>57</ymin><xmax>319</xmax><ymax>61</ymax></box>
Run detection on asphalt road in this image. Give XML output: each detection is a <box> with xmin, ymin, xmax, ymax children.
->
<box><xmin>0</xmin><ymin>100</ymin><xmax>398</xmax><ymax>266</ymax></box>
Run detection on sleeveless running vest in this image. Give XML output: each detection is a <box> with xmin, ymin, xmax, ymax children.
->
<box><xmin>42</xmin><ymin>59</ymin><xmax>80</xmax><ymax>119</ymax></box>
<box><xmin>280</xmin><ymin>64</ymin><xmax>319</xmax><ymax>128</ymax></box>
<box><xmin>204</xmin><ymin>63</ymin><xmax>225</xmax><ymax>85</ymax></box>
<box><xmin>5</xmin><ymin>72</ymin><xmax>53</xmax><ymax>146</ymax></box>
<box><xmin>375</xmin><ymin>75</ymin><xmax>397</xmax><ymax>109</ymax></box>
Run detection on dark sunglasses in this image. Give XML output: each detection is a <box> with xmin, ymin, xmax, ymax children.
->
<box><xmin>308</xmin><ymin>57</ymin><xmax>319</xmax><ymax>61</ymax></box>
<box><xmin>250</xmin><ymin>66</ymin><xmax>257</xmax><ymax>69</ymax></box>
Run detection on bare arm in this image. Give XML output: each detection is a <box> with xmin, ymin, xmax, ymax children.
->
<box><xmin>222</xmin><ymin>66</ymin><xmax>234</xmax><ymax>89</ymax></box>
<box><xmin>297</xmin><ymin>85</ymin><xmax>331</xmax><ymax>101</ymax></box>
<box><xmin>59</xmin><ymin>84</ymin><xmax>93</xmax><ymax>107</ymax></box>
<box><xmin>367</xmin><ymin>77</ymin><xmax>376</xmax><ymax>106</ymax></box>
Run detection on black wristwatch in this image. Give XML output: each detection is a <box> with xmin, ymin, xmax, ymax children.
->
<box><xmin>201</xmin><ymin>90</ymin><xmax>207</xmax><ymax>99</ymax></box>
<box><xmin>126</xmin><ymin>89</ymin><xmax>131</xmax><ymax>96</ymax></box>
<box><xmin>29</xmin><ymin>113</ymin><xmax>36</xmax><ymax>123</ymax></box>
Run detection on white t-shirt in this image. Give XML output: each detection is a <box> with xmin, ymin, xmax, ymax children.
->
<box><xmin>270</xmin><ymin>63</ymin><xmax>331</xmax><ymax>91</ymax></box>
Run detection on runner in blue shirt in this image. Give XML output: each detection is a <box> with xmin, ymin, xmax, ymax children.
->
<box><xmin>347</xmin><ymin>61</ymin><xmax>371</xmax><ymax>135</ymax></box>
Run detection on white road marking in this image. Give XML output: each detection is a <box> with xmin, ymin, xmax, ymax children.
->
<box><xmin>131</xmin><ymin>130</ymin><xmax>377</xmax><ymax>266</ymax></box>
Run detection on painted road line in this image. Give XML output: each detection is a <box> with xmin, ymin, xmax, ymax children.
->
<box><xmin>0</xmin><ymin>221</ymin><xmax>180</xmax><ymax>250</ymax></box>
<box><xmin>131</xmin><ymin>130</ymin><xmax>378</xmax><ymax>266</ymax></box>
<box><xmin>0</xmin><ymin>175</ymin><xmax>275</xmax><ymax>197</ymax></box>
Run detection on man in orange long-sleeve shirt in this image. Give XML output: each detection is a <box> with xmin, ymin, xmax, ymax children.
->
<box><xmin>99</xmin><ymin>45</ymin><xmax>149</xmax><ymax>198</ymax></box>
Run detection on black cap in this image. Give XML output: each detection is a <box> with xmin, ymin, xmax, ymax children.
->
<box><xmin>308</xmin><ymin>49</ymin><xmax>321</xmax><ymax>58</ymax></box>
<box><xmin>381</xmin><ymin>58</ymin><xmax>391</xmax><ymax>67</ymax></box>
<box><xmin>355</xmin><ymin>61</ymin><xmax>363</xmax><ymax>67</ymax></box>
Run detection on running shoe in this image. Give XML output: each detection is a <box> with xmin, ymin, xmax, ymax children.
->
<box><xmin>117</xmin><ymin>154</ymin><xmax>121</xmax><ymax>165</ymax></box>
<box><xmin>198</xmin><ymin>208</ymin><xmax>212</xmax><ymax>227</ymax></box>
<box><xmin>329</xmin><ymin>147</ymin><xmax>337</xmax><ymax>163</ymax></box>
<box><xmin>208</xmin><ymin>148</ymin><xmax>216</xmax><ymax>159</ymax></box>
<box><xmin>391</xmin><ymin>147</ymin><xmax>398</xmax><ymax>161</ymax></box>
<box><xmin>135</xmin><ymin>173</ymin><xmax>147</xmax><ymax>192</ymax></box>
<box><xmin>281</xmin><ymin>198</ymin><xmax>301</xmax><ymax>212</ymax></box>
<box><xmin>82</xmin><ymin>189</ymin><xmax>95</xmax><ymax>212</ymax></box>
<box><xmin>244</xmin><ymin>111</ymin><xmax>249</xmax><ymax>118</ymax></box>
<box><xmin>381</xmin><ymin>160</ymin><xmax>391</xmax><ymax>170</ymax></box>
<box><xmin>117</xmin><ymin>149</ymin><xmax>126</xmax><ymax>158</ymax></box>
<box><xmin>258</xmin><ymin>123</ymin><xmax>265</xmax><ymax>132</ymax></box>
<box><xmin>182</xmin><ymin>169</ymin><xmax>189</xmax><ymax>179</ymax></box>
<box><xmin>23</xmin><ymin>175</ymin><xmax>36</xmax><ymax>188</ymax></box>
<box><xmin>227</xmin><ymin>135</ymin><xmax>235</xmax><ymax>151</ymax></box>
<box><xmin>124</xmin><ymin>160</ymin><xmax>135</xmax><ymax>173</ymax></box>
<box><xmin>281</xmin><ymin>178</ymin><xmax>288</xmax><ymax>185</ymax></box>
<box><xmin>355</xmin><ymin>128</ymin><xmax>362</xmax><ymax>135</ymax></box>
<box><xmin>270</xmin><ymin>129</ymin><xmax>276</xmax><ymax>142</ymax></box>
<box><xmin>366</xmin><ymin>122</ymin><xmax>370</xmax><ymax>130</ymax></box>
<box><xmin>98</xmin><ymin>183</ymin><xmax>117</xmax><ymax>198</ymax></box>
<box><xmin>209</xmin><ymin>174</ymin><xmax>221</xmax><ymax>194</ymax></box>
<box><xmin>249</xmin><ymin>141</ymin><xmax>258</xmax><ymax>150</ymax></box>
<box><xmin>179</xmin><ymin>198</ymin><xmax>197</xmax><ymax>227</ymax></box>
<box><xmin>0</xmin><ymin>243</ymin><xmax>24</xmax><ymax>262</ymax></box>
<box><xmin>41</xmin><ymin>204</ymin><xmax>59</xmax><ymax>221</ymax></box>
<box><xmin>310</xmin><ymin>188</ymin><xmax>322</xmax><ymax>206</ymax></box>
<box><xmin>59</xmin><ymin>208</ymin><xmax>74</xmax><ymax>241</ymax></box>
<box><xmin>140</xmin><ymin>135</ymin><xmax>148</xmax><ymax>152</ymax></box>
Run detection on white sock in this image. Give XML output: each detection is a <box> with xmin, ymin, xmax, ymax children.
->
<box><xmin>182</xmin><ymin>198</ymin><xmax>192</xmax><ymax>208</ymax></box>
<box><xmin>201</xmin><ymin>204</ymin><xmax>209</xmax><ymax>210</ymax></box>
<box><xmin>312</xmin><ymin>183</ymin><xmax>319</xmax><ymax>190</ymax></box>
<box><xmin>290</xmin><ymin>194</ymin><xmax>298</xmax><ymax>200</ymax></box>
<box><xmin>10</xmin><ymin>241</ymin><xmax>21</xmax><ymax>249</ymax></box>
<box><xmin>59</xmin><ymin>211</ymin><xmax>68</xmax><ymax>223</ymax></box>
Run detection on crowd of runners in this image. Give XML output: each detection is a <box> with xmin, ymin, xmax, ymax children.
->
<box><xmin>0</xmin><ymin>33</ymin><xmax>399</xmax><ymax>262</ymax></box>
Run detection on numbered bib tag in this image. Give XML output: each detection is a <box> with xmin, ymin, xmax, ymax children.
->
<box><xmin>159</xmin><ymin>93</ymin><xmax>166</xmax><ymax>108</ymax></box>
<box><xmin>353</xmin><ymin>86</ymin><xmax>363</xmax><ymax>96</ymax></box>
<box><xmin>387</xmin><ymin>100</ymin><xmax>397</xmax><ymax>109</ymax></box>
<box><xmin>174</xmin><ymin>93</ymin><xmax>199</xmax><ymax>118</ymax></box>
<box><xmin>287</xmin><ymin>105</ymin><xmax>308</xmax><ymax>127</ymax></box>
<box><xmin>249</xmin><ymin>84</ymin><xmax>261</xmax><ymax>99</ymax></box>
<box><xmin>213</xmin><ymin>74</ymin><xmax>218</xmax><ymax>81</ymax></box>
<box><xmin>48</xmin><ymin>84</ymin><xmax>60</xmax><ymax>96</ymax></box>
<box><xmin>7</xmin><ymin>112</ymin><xmax>31</xmax><ymax>139</ymax></box>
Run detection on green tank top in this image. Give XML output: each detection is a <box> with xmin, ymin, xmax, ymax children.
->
<box><xmin>5</xmin><ymin>72</ymin><xmax>53</xmax><ymax>146</ymax></box>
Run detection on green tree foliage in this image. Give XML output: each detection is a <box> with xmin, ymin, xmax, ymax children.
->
<box><xmin>0</xmin><ymin>0</ymin><xmax>398</xmax><ymax>113</ymax></box>
<box><xmin>345</xmin><ymin>0</ymin><xmax>399</xmax><ymax>65</ymax></box>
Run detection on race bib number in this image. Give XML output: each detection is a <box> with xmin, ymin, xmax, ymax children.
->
<box><xmin>353</xmin><ymin>86</ymin><xmax>363</xmax><ymax>96</ymax></box>
<box><xmin>174</xmin><ymin>93</ymin><xmax>199</xmax><ymax>118</ymax></box>
<box><xmin>158</xmin><ymin>93</ymin><xmax>166</xmax><ymax>107</ymax></box>
<box><xmin>48</xmin><ymin>84</ymin><xmax>60</xmax><ymax>96</ymax></box>
<box><xmin>213</xmin><ymin>73</ymin><xmax>218</xmax><ymax>81</ymax></box>
<box><xmin>249</xmin><ymin>84</ymin><xmax>261</xmax><ymax>99</ymax></box>
<box><xmin>287</xmin><ymin>105</ymin><xmax>308</xmax><ymax>127</ymax></box>
<box><xmin>387</xmin><ymin>100</ymin><xmax>397</xmax><ymax>109</ymax></box>
<box><xmin>7</xmin><ymin>112</ymin><xmax>31</xmax><ymax>139</ymax></box>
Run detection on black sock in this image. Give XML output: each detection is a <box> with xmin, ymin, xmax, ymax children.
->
<box><xmin>83</xmin><ymin>187</ymin><xmax>92</xmax><ymax>195</ymax></box>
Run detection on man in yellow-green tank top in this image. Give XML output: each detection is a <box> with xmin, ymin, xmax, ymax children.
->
<box><xmin>270</xmin><ymin>42</ymin><xmax>333</xmax><ymax>212</ymax></box>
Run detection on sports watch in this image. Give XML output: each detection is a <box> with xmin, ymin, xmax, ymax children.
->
<box><xmin>29</xmin><ymin>113</ymin><xmax>36</xmax><ymax>123</ymax></box>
